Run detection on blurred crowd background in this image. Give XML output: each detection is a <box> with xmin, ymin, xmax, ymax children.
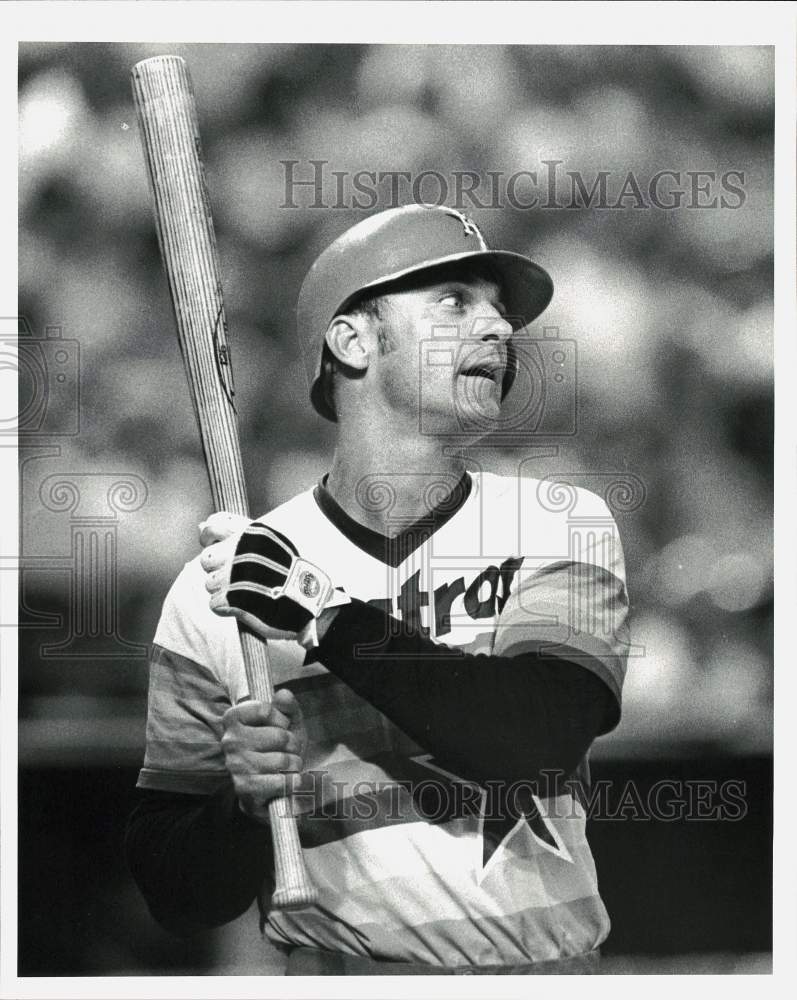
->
<box><xmin>17</xmin><ymin>42</ymin><xmax>772</xmax><ymax>974</ymax></box>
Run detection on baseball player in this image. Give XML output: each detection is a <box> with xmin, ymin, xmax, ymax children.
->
<box><xmin>126</xmin><ymin>205</ymin><xmax>630</xmax><ymax>974</ymax></box>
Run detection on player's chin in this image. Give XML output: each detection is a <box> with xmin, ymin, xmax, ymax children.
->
<box><xmin>453</xmin><ymin>375</ymin><xmax>503</xmax><ymax>426</ymax></box>
<box><xmin>414</xmin><ymin>378</ymin><xmax>501</xmax><ymax>442</ymax></box>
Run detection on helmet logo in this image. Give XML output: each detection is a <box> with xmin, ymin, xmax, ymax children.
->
<box><xmin>443</xmin><ymin>208</ymin><xmax>487</xmax><ymax>247</ymax></box>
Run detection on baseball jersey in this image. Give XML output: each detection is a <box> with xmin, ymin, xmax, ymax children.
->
<box><xmin>138</xmin><ymin>469</ymin><xmax>630</xmax><ymax>967</ymax></box>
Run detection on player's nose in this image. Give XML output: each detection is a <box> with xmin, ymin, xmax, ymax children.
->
<box><xmin>476</xmin><ymin>309</ymin><xmax>513</xmax><ymax>343</ymax></box>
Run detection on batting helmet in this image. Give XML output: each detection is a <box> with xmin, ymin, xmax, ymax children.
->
<box><xmin>296</xmin><ymin>204</ymin><xmax>554</xmax><ymax>421</ymax></box>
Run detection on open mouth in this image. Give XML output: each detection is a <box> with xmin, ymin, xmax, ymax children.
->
<box><xmin>459</xmin><ymin>362</ymin><xmax>503</xmax><ymax>384</ymax></box>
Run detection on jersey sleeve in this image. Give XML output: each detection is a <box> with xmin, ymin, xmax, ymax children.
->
<box><xmin>137</xmin><ymin>557</ymin><xmax>244</xmax><ymax>795</ymax></box>
<box><xmin>493</xmin><ymin>489</ymin><xmax>630</xmax><ymax>710</ymax></box>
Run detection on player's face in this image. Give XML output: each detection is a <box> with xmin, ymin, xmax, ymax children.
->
<box><xmin>369</xmin><ymin>270</ymin><xmax>513</xmax><ymax>436</ymax></box>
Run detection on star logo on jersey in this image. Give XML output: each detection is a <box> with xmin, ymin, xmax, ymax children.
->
<box><xmin>409</xmin><ymin>754</ymin><xmax>573</xmax><ymax>875</ymax></box>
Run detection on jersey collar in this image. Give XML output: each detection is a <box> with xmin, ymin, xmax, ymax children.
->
<box><xmin>313</xmin><ymin>471</ymin><xmax>473</xmax><ymax>568</ymax></box>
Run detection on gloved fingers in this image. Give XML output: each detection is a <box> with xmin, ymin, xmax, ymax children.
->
<box><xmin>238</xmin><ymin>523</ymin><xmax>296</xmax><ymax>570</ymax></box>
<box><xmin>200</xmin><ymin>537</ymin><xmax>236</xmax><ymax>573</ymax></box>
<box><xmin>208</xmin><ymin>589</ymin><xmax>235</xmax><ymax>615</ymax></box>
<box><xmin>204</xmin><ymin>568</ymin><xmax>226</xmax><ymax>594</ymax></box>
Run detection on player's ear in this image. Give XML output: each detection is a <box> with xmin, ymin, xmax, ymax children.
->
<box><xmin>325</xmin><ymin>315</ymin><xmax>370</xmax><ymax>372</ymax></box>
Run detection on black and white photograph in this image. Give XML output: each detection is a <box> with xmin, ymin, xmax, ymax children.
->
<box><xmin>4</xmin><ymin>1</ymin><xmax>794</xmax><ymax>990</ymax></box>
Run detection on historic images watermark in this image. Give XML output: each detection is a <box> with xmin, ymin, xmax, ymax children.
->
<box><xmin>339</xmin><ymin>305</ymin><xmax>644</xmax><ymax>660</ymax></box>
<box><xmin>418</xmin><ymin>324</ymin><xmax>576</xmax><ymax>441</ymax></box>
<box><xmin>283</xmin><ymin>770</ymin><xmax>749</xmax><ymax>825</ymax></box>
<box><xmin>6</xmin><ymin>316</ymin><xmax>148</xmax><ymax>659</ymax></box>
<box><xmin>348</xmin><ymin>463</ymin><xmax>644</xmax><ymax>659</ymax></box>
<box><xmin>281</xmin><ymin>160</ymin><xmax>748</xmax><ymax>212</ymax></box>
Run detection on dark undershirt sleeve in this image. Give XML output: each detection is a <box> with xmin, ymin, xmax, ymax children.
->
<box><xmin>126</xmin><ymin>600</ymin><xmax>617</xmax><ymax>935</ymax></box>
<box><xmin>124</xmin><ymin>783</ymin><xmax>272</xmax><ymax>935</ymax></box>
<box><xmin>311</xmin><ymin>599</ymin><xmax>618</xmax><ymax>787</ymax></box>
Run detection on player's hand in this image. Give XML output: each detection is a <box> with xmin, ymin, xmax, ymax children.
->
<box><xmin>221</xmin><ymin>689</ymin><xmax>309</xmax><ymax>824</ymax></box>
<box><xmin>201</xmin><ymin>519</ymin><xmax>349</xmax><ymax>647</ymax></box>
<box><xmin>198</xmin><ymin>511</ymin><xmax>250</xmax><ymax>547</ymax></box>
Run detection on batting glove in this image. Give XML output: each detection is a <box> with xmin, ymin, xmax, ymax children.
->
<box><xmin>201</xmin><ymin>521</ymin><xmax>349</xmax><ymax>649</ymax></box>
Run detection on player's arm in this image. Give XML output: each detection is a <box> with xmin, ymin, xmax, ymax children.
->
<box><xmin>310</xmin><ymin>600</ymin><xmax>616</xmax><ymax>786</ymax></box>
<box><xmin>125</xmin><ymin>783</ymin><xmax>271</xmax><ymax>936</ymax></box>
<box><xmin>126</xmin><ymin>565</ymin><xmax>307</xmax><ymax>935</ymax></box>
<box><xmin>200</xmin><ymin>519</ymin><xmax>626</xmax><ymax>786</ymax></box>
<box><xmin>313</xmin><ymin>516</ymin><xmax>631</xmax><ymax>786</ymax></box>
<box><xmin>126</xmin><ymin>689</ymin><xmax>308</xmax><ymax>935</ymax></box>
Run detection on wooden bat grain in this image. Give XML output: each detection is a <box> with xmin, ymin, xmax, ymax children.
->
<box><xmin>131</xmin><ymin>54</ymin><xmax>316</xmax><ymax>910</ymax></box>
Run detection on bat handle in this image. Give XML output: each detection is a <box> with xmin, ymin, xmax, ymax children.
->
<box><xmin>131</xmin><ymin>53</ymin><xmax>316</xmax><ymax>910</ymax></box>
<box><xmin>238</xmin><ymin>628</ymin><xmax>318</xmax><ymax>909</ymax></box>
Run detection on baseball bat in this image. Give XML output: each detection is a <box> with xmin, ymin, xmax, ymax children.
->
<box><xmin>131</xmin><ymin>55</ymin><xmax>317</xmax><ymax>910</ymax></box>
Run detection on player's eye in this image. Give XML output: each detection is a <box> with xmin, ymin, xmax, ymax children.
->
<box><xmin>438</xmin><ymin>291</ymin><xmax>464</xmax><ymax>308</ymax></box>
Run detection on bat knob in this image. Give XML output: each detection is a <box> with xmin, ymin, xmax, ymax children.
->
<box><xmin>270</xmin><ymin>885</ymin><xmax>319</xmax><ymax>911</ymax></box>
